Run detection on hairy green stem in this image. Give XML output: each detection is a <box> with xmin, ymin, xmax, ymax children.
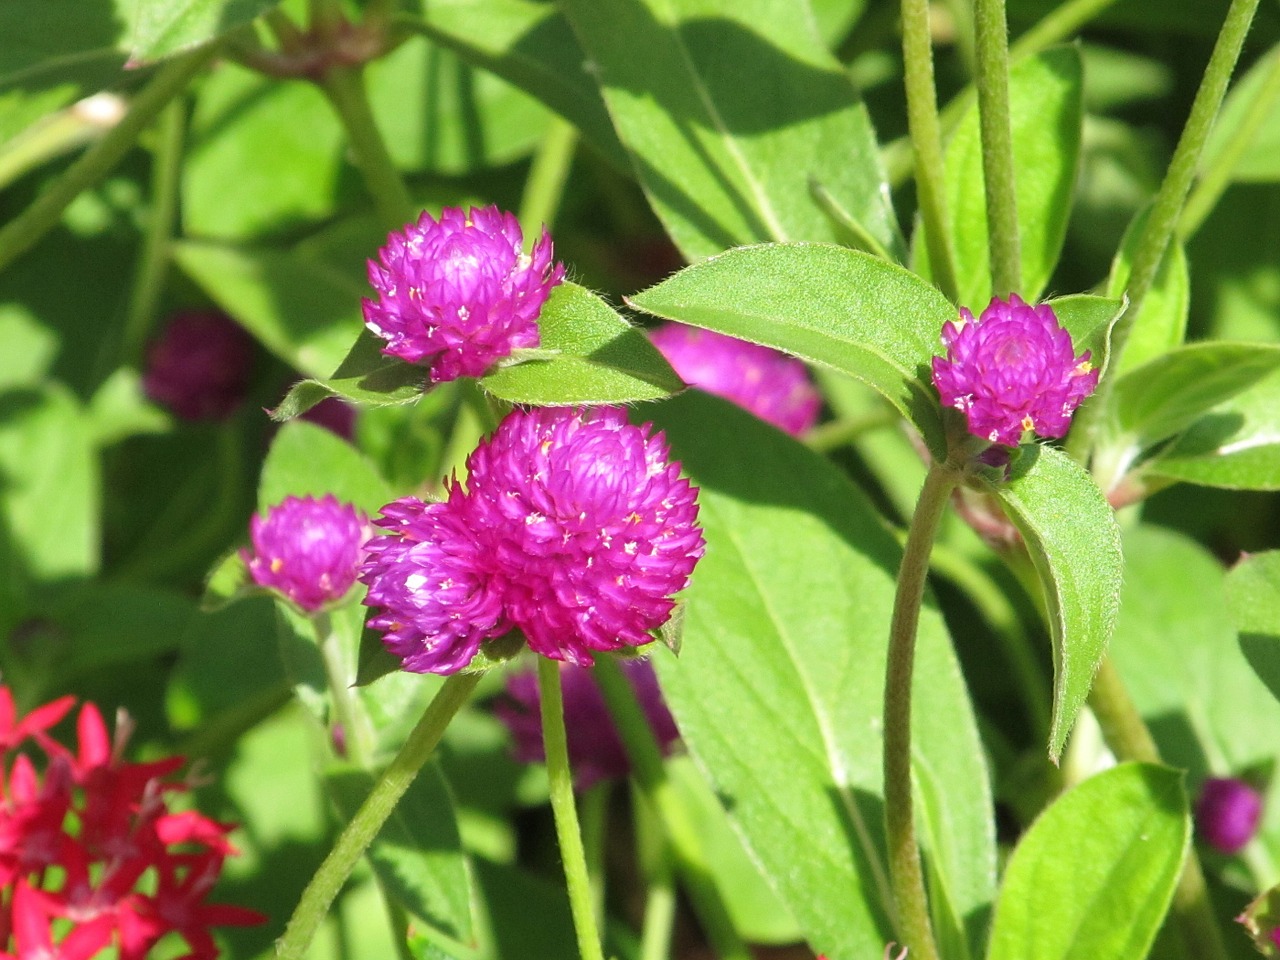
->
<box><xmin>315</xmin><ymin>612</ymin><xmax>375</xmax><ymax>766</ymax></box>
<box><xmin>275</xmin><ymin>672</ymin><xmax>480</xmax><ymax>959</ymax></box>
<box><xmin>973</xmin><ymin>0</ymin><xmax>1022</xmax><ymax>296</ymax></box>
<box><xmin>884</xmin><ymin>460</ymin><xmax>961</xmax><ymax>960</ymax></box>
<box><xmin>595</xmin><ymin>658</ymin><xmax>753</xmax><ymax>960</ymax></box>
<box><xmin>1088</xmin><ymin>658</ymin><xmax>1229</xmax><ymax>960</ymax></box>
<box><xmin>1181</xmin><ymin>47</ymin><xmax>1280</xmax><ymax>239</ymax></box>
<box><xmin>538</xmin><ymin>659</ymin><xmax>607</xmax><ymax>960</ymax></box>
<box><xmin>0</xmin><ymin>44</ymin><xmax>217</xmax><ymax>274</ymax></box>
<box><xmin>320</xmin><ymin>65</ymin><xmax>415</xmax><ymax>230</ymax></box>
<box><xmin>519</xmin><ymin>116</ymin><xmax>579</xmax><ymax>237</ymax></box>
<box><xmin>0</xmin><ymin>95</ymin><xmax>123</xmax><ymax>192</ymax></box>
<box><xmin>580</xmin><ymin>783</ymin><xmax>611</xmax><ymax>927</ymax></box>
<box><xmin>901</xmin><ymin>0</ymin><xmax>961</xmax><ymax>303</ymax></box>
<box><xmin>122</xmin><ymin>98</ymin><xmax>185</xmax><ymax>368</ymax></box>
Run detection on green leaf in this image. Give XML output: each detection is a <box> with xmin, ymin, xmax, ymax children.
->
<box><xmin>327</xmin><ymin>761</ymin><xmax>474</xmax><ymax>942</ymax></box>
<box><xmin>272</xmin><ymin>331</ymin><xmax>427</xmax><ymax>421</ymax></box>
<box><xmin>479</xmin><ymin>283</ymin><xmax>683</xmax><ymax>404</ymax></box>
<box><xmin>409</xmin><ymin>0</ymin><xmax>628</xmax><ymax>169</ymax></box>
<box><xmin>980</xmin><ymin>445</ymin><xmax>1122</xmax><ymax>760</ymax></box>
<box><xmin>559</xmin><ymin>0</ymin><xmax>902</xmax><ymax>261</ymax></box>
<box><xmin>173</xmin><ymin>240</ymin><xmax>365</xmax><ymax>378</ymax></box>
<box><xmin>1201</xmin><ymin>46</ymin><xmax>1280</xmax><ymax>184</ymax></box>
<box><xmin>628</xmin><ymin>243</ymin><xmax>952</xmax><ymax>455</ymax></box>
<box><xmin>1106</xmin><ymin>210</ymin><xmax>1190</xmax><ymax>375</ymax></box>
<box><xmin>1109</xmin><ymin>342</ymin><xmax>1280</xmax><ymax>448</ymax></box>
<box><xmin>259</xmin><ymin>420</ymin><xmax>392</xmax><ymax>517</ymax></box>
<box><xmin>1145</xmin><ymin>367</ymin><xmax>1280</xmax><ymax>491</ymax></box>
<box><xmin>86</xmin><ymin>368</ymin><xmax>170</xmax><ymax>447</ymax></box>
<box><xmin>1227</xmin><ymin>551</ymin><xmax>1280</xmax><ymax>706</ymax></box>
<box><xmin>651</xmin><ymin>392</ymin><xmax>994</xmax><ymax>960</ymax></box>
<box><xmin>1045</xmin><ymin>294</ymin><xmax>1125</xmax><ymax>371</ymax></box>
<box><xmin>120</xmin><ymin>0</ymin><xmax>283</xmax><ymax>62</ymax></box>
<box><xmin>986</xmin><ymin>763</ymin><xmax>1189</xmax><ymax>960</ymax></box>
<box><xmin>42</xmin><ymin>582</ymin><xmax>194</xmax><ymax>681</ymax></box>
<box><xmin>917</xmin><ymin>47</ymin><xmax>1083</xmax><ymax>307</ymax></box>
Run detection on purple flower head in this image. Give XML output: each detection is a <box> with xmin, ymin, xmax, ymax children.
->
<box><xmin>362</xmin><ymin>205</ymin><xmax>565</xmax><ymax>384</ymax></box>
<box><xmin>1196</xmin><ymin>777</ymin><xmax>1263</xmax><ymax>854</ymax></box>
<box><xmin>930</xmin><ymin>294</ymin><xmax>1099</xmax><ymax>447</ymax></box>
<box><xmin>360</xmin><ymin>407</ymin><xmax>705</xmax><ymax>674</ymax></box>
<box><xmin>244</xmin><ymin>495</ymin><xmax>370</xmax><ymax>612</ymax></box>
<box><xmin>495</xmin><ymin>659</ymin><xmax>680</xmax><ymax>791</ymax></box>
<box><xmin>649</xmin><ymin>323</ymin><xmax>821</xmax><ymax>436</ymax></box>
<box><xmin>143</xmin><ymin>311</ymin><xmax>255</xmax><ymax>421</ymax></box>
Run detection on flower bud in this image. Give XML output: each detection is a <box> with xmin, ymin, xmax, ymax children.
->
<box><xmin>1196</xmin><ymin>777</ymin><xmax>1263</xmax><ymax>854</ymax></box>
<box><xmin>244</xmin><ymin>494</ymin><xmax>369</xmax><ymax>612</ymax></box>
<box><xmin>143</xmin><ymin>310</ymin><xmax>255</xmax><ymax>421</ymax></box>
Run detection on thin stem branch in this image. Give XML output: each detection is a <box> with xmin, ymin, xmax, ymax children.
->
<box><xmin>1087</xmin><ymin>657</ymin><xmax>1229</xmax><ymax>960</ymax></box>
<box><xmin>316</xmin><ymin>612</ymin><xmax>374</xmax><ymax>767</ymax></box>
<box><xmin>519</xmin><ymin>116</ymin><xmax>579</xmax><ymax>238</ymax></box>
<box><xmin>973</xmin><ymin>0</ymin><xmax>1022</xmax><ymax>296</ymax></box>
<box><xmin>122</xmin><ymin>97</ymin><xmax>185</xmax><ymax>368</ymax></box>
<box><xmin>901</xmin><ymin>0</ymin><xmax>961</xmax><ymax>303</ymax></box>
<box><xmin>0</xmin><ymin>44</ymin><xmax>217</xmax><ymax>274</ymax></box>
<box><xmin>595</xmin><ymin>658</ymin><xmax>754</xmax><ymax>960</ymax></box>
<box><xmin>320</xmin><ymin>65</ymin><xmax>415</xmax><ymax>231</ymax></box>
<box><xmin>1181</xmin><ymin>47</ymin><xmax>1280</xmax><ymax>239</ymax></box>
<box><xmin>538</xmin><ymin>659</ymin><xmax>607</xmax><ymax>960</ymax></box>
<box><xmin>276</xmin><ymin>672</ymin><xmax>480</xmax><ymax>959</ymax></box>
<box><xmin>883</xmin><ymin>460</ymin><xmax>961</xmax><ymax>960</ymax></box>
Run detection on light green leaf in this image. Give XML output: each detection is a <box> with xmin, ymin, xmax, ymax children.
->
<box><xmin>1145</xmin><ymin>367</ymin><xmax>1280</xmax><ymax>491</ymax></box>
<box><xmin>271</xmin><ymin>330</ymin><xmax>426</xmax><ymax>421</ymax></box>
<box><xmin>1045</xmin><ymin>294</ymin><xmax>1124</xmax><ymax>371</ymax></box>
<box><xmin>918</xmin><ymin>47</ymin><xmax>1083</xmax><ymax>307</ymax></box>
<box><xmin>980</xmin><ymin>445</ymin><xmax>1122</xmax><ymax>760</ymax></box>
<box><xmin>1227</xmin><ymin>551</ymin><xmax>1280</xmax><ymax>708</ymax></box>
<box><xmin>652</xmin><ymin>392</ymin><xmax>994</xmax><ymax>960</ymax></box>
<box><xmin>259</xmin><ymin>420</ymin><xmax>392</xmax><ymax>517</ymax></box>
<box><xmin>628</xmin><ymin>243</ymin><xmax>952</xmax><ymax>455</ymax></box>
<box><xmin>559</xmin><ymin>0</ymin><xmax>902</xmax><ymax>261</ymax></box>
<box><xmin>1106</xmin><ymin>210</ymin><xmax>1189</xmax><ymax>375</ymax></box>
<box><xmin>173</xmin><ymin>240</ymin><xmax>365</xmax><ymax>378</ymax></box>
<box><xmin>986</xmin><ymin>763</ymin><xmax>1189</xmax><ymax>960</ymax></box>
<box><xmin>479</xmin><ymin>283</ymin><xmax>683</xmax><ymax>405</ymax></box>
<box><xmin>1201</xmin><ymin>45</ymin><xmax>1280</xmax><ymax>184</ymax></box>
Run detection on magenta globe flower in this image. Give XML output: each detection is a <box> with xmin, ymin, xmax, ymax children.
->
<box><xmin>1195</xmin><ymin>777</ymin><xmax>1263</xmax><ymax>854</ymax></box>
<box><xmin>360</xmin><ymin>407</ymin><xmax>705</xmax><ymax>674</ymax></box>
<box><xmin>496</xmin><ymin>659</ymin><xmax>680</xmax><ymax>791</ymax></box>
<box><xmin>244</xmin><ymin>495</ymin><xmax>370</xmax><ymax>612</ymax></box>
<box><xmin>649</xmin><ymin>323</ymin><xmax>821</xmax><ymax>436</ymax></box>
<box><xmin>143</xmin><ymin>310</ymin><xmax>255</xmax><ymax>421</ymax></box>
<box><xmin>931</xmin><ymin>294</ymin><xmax>1099</xmax><ymax>446</ymax></box>
<box><xmin>362</xmin><ymin>205</ymin><xmax>565</xmax><ymax>384</ymax></box>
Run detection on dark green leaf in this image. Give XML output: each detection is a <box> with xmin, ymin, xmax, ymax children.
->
<box><xmin>272</xmin><ymin>331</ymin><xmax>427</xmax><ymax>420</ymax></box>
<box><xmin>917</xmin><ymin>47</ymin><xmax>1083</xmax><ymax>307</ymax></box>
<box><xmin>480</xmin><ymin>283</ymin><xmax>683</xmax><ymax>404</ymax></box>
<box><xmin>42</xmin><ymin>581</ymin><xmax>194</xmax><ymax>680</ymax></box>
<box><xmin>651</xmin><ymin>392</ymin><xmax>994</xmax><ymax>960</ymax></box>
<box><xmin>628</xmin><ymin>243</ymin><xmax>952</xmax><ymax>455</ymax></box>
<box><xmin>980</xmin><ymin>445</ymin><xmax>1122</xmax><ymax>760</ymax></box>
<box><xmin>986</xmin><ymin>763</ymin><xmax>1189</xmax><ymax>960</ymax></box>
<box><xmin>327</xmin><ymin>761</ymin><xmax>474</xmax><ymax>941</ymax></box>
<box><xmin>559</xmin><ymin>0</ymin><xmax>902</xmax><ymax>260</ymax></box>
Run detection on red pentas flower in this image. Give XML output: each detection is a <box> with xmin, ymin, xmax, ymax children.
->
<box><xmin>360</xmin><ymin>406</ymin><xmax>705</xmax><ymax>673</ymax></box>
<box><xmin>0</xmin><ymin>688</ymin><xmax>263</xmax><ymax>960</ymax></box>
<box><xmin>362</xmin><ymin>205</ymin><xmax>565</xmax><ymax>384</ymax></box>
<box><xmin>244</xmin><ymin>494</ymin><xmax>370</xmax><ymax>613</ymax></box>
<box><xmin>931</xmin><ymin>294</ymin><xmax>1098</xmax><ymax>447</ymax></box>
<box><xmin>649</xmin><ymin>323</ymin><xmax>821</xmax><ymax>436</ymax></box>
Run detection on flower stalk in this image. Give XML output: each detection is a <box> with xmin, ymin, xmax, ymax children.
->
<box><xmin>973</xmin><ymin>0</ymin><xmax>1022</xmax><ymax>296</ymax></box>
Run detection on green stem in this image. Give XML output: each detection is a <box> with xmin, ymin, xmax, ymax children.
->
<box><xmin>1181</xmin><ymin>47</ymin><xmax>1280</xmax><ymax>239</ymax></box>
<box><xmin>805</xmin><ymin>410</ymin><xmax>899</xmax><ymax>453</ymax></box>
<box><xmin>0</xmin><ymin>44</ymin><xmax>217</xmax><ymax>275</ymax></box>
<box><xmin>1088</xmin><ymin>658</ymin><xmax>1229</xmax><ymax>960</ymax></box>
<box><xmin>638</xmin><ymin>853</ymin><xmax>677</xmax><ymax>960</ymax></box>
<box><xmin>595</xmin><ymin>658</ymin><xmax>753</xmax><ymax>960</ymax></box>
<box><xmin>973</xmin><ymin>0</ymin><xmax>1022</xmax><ymax>296</ymax></box>
<box><xmin>320</xmin><ymin>65</ymin><xmax>415</xmax><ymax>230</ymax></box>
<box><xmin>883</xmin><ymin>460</ymin><xmax>961</xmax><ymax>960</ymax></box>
<box><xmin>538</xmin><ymin>659</ymin><xmax>607</xmax><ymax>960</ymax></box>
<box><xmin>901</xmin><ymin>0</ymin><xmax>961</xmax><ymax>303</ymax></box>
<box><xmin>276</xmin><ymin>672</ymin><xmax>480</xmax><ymax>960</ymax></box>
<box><xmin>122</xmin><ymin>98</ymin><xmax>186</xmax><ymax>368</ymax></box>
<box><xmin>519</xmin><ymin>116</ymin><xmax>579</xmax><ymax>238</ymax></box>
<box><xmin>316</xmin><ymin>612</ymin><xmax>375</xmax><ymax>766</ymax></box>
<box><xmin>580</xmin><ymin>782</ymin><xmax>611</xmax><ymax>927</ymax></box>
<box><xmin>0</xmin><ymin>94</ymin><xmax>123</xmax><ymax>192</ymax></box>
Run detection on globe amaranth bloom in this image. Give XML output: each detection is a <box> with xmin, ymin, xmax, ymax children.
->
<box><xmin>244</xmin><ymin>494</ymin><xmax>370</xmax><ymax>612</ymax></box>
<box><xmin>362</xmin><ymin>205</ymin><xmax>565</xmax><ymax>384</ymax></box>
<box><xmin>931</xmin><ymin>294</ymin><xmax>1099</xmax><ymax>446</ymax></box>
<box><xmin>1196</xmin><ymin>777</ymin><xmax>1263</xmax><ymax>854</ymax></box>
<box><xmin>360</xmin><ymin>406</ymin><xmax>705</xmax><ymax>673</ymax></box>
<box><xmin>143</xmin><ymin>310</ymin><xmax>255</xmax><ymax>421</ymax></box>
<box><xmin>649</xmin><ymin>323</ymin><xmax>821</xmax><ymax>436</ymax></box>
<box><xmin>496</xmin><ymin>659</ymin><xmax>679</xmax><ymax>791</ymax></box>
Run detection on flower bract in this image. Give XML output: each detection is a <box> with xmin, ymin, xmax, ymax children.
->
<box><xmin>244</xmin><ymin>494</ymin><xmax>369</xmax><ymax>612</ymax></box>
<box><xmin>360</xmin><ymin>406</ymin><xmax>705</xmax><ymax>673</ymax></box>
<box><xmin>362</xmin><ymin>205</ymin><xmax>565</xmax><ymax>383</ymax></box>
<box><xmin>930</xmin><ymin>294</ymin><xmax>1099</xmax><ymax>446</ymax></box>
